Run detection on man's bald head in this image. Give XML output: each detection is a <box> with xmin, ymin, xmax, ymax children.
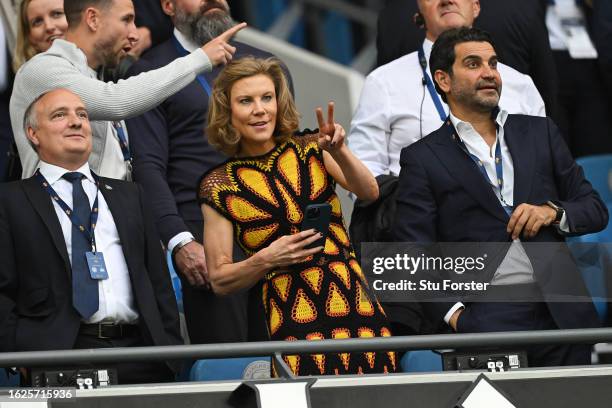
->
<box><xmin>416</xmin><ymin>0</ymin><xmax>480</xmax><ymax>41</ymax></box>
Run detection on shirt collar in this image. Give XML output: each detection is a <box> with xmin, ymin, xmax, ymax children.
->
<box><xmin>449</xmin><ymin>108</ymin><xmax>509</xmax><ymax>135</ymax></box>
<box><xmin>38</xmin><ymin>160</ymin><xmax>94</xmax><ymax>185</ymax></box>
<box><xmin>422</xmin><ymin>38</ymin><xmax>434</xmax><ymax>63</ymax></box>
<box><xmin>173</xmin><ymin>28</ymin><xmax>199</xmax><ymax>53</ymax></box>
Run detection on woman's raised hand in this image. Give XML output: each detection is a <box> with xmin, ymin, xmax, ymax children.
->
<box><xmin>316</xmin><ymin>102</ymin><xmax>346</xmax><ymax>154</ymax></box>
<box><xmin>259</xmin><ymin>229</ymin><xmax>324</xmax><ymax>269</ymax></box>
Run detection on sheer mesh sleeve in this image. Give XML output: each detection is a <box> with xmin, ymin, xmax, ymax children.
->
<box><xmin>197</xmin><ymin>165</ymin><xmax>232</xmax><ymax>220</ymax></box>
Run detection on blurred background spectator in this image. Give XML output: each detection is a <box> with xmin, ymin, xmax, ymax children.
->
<box><xmin>377</xmin><ymin>0</ymin><xmax>559</xmax><ymax>123</ymax></box>
<box><xmin>546</xmin><ymin>0</ymin><xmax>612</xmax><ymax>157</ymax></box>
<box><xmin>3</xmin><ymin>0</ymin><xmax>69</xmax><ymax>181</ymax></box>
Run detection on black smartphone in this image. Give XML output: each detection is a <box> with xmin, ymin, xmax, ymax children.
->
<box><xmin>301</xmin><ymin>203</ymin><xmax>332</xmax><ymax>249</ymax></box>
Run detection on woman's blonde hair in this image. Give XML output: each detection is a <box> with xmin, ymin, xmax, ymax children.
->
<box><xmin>207</xmin><ymin>57</ymin><xmax>299</xmax><ymax>156</ymax></box>
<box><xmin>14</xmin><ymin>0</ymin><xmax>38</xmax><ymax>72</ymax></box>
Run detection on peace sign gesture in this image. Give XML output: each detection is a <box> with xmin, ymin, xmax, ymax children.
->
<box><xmin>201</xmin><ymin>22</ymin><xmax>248</xmax><ymax>66</ymax></box>
<box><xmin>316</xmin><ymin>102</ymin><xmax>346</xmax><ymax>153</ymax></box>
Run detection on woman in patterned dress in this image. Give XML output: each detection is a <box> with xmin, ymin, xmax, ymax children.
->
<box><xmin>198</xmin><ymin>57</ymin><xmax>396</xmax><ymax>376</ymax></box>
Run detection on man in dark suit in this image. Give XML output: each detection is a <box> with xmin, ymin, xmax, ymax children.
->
<box><xmin>125</xmin><ymin>0</ymin><xmax>290</xmax><ymax>344</ymax></box>
<box><xmin>376</xmin><ymin>0</ymin><xmax>558</xmax><ymax>122</ymax></box>
<box><xmin>394</xmin><ymin>27</ymin><xmax>608</xmax><ymax>366</ymax></box>
<box><xmin>0</xmin><ymin>89</ymin><xmax>182</xmax><ymax>384</ymax></box>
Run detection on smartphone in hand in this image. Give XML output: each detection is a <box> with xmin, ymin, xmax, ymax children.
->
<box><xmin>301</xmin><ymin>203</ymin><xmax>332</xmax><ymax>249</ymax></box>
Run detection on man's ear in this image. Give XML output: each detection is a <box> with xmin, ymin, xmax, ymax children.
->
<box><xmin>413</xmin><ymin>12</ymin><xmax>426</xmax><ymax>28</ymax></box>
<box><xmin>472</xmin><ymin>0</ymin><xmax>481</xmax><ymax>20</ymax></box>
<box><xmin>26</xmin><ymin>126</ymin><xmax>40</xmax><ymax>149</ymax></box>
<box><xmin>84</xmin><ymin>7</ymin><xmax>101</xmax><ymax>32</ymax></box>
<box><xmin>434</xmin><ymin>70</ymin><xmax>451</xmax><ymax>95</ymax></box>
<box><xmin>161</xmin><ymin>0</ymin><xmax>174</xmax><ymax>17</ymax></box>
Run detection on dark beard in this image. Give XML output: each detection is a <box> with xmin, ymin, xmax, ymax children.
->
<box><xmin>174</xmin><ymin>3</ymin><xmax>236</xmax><ymax>45</ymax></box>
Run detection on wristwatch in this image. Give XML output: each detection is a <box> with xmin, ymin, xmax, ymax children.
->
<box><xmin>546</xmin><ymin>201</ymin><xmax>565</xmax><ymax>225</ymax></box>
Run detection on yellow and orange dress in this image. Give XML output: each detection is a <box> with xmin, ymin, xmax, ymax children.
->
<box><xmin>198</xmin><ymin>132</ymin><xmax>396</xmax><ymax>376</ymax></box>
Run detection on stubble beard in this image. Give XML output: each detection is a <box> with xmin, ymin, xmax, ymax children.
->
<box><xmin>94</xmin><ymin>37</ymin><xmax>122</xmax><ymax>70</ymax></box>
<box><xmin>453</xmin><ymin>82</ymin><xmax>502</xmax><ymax>114</ymax></box>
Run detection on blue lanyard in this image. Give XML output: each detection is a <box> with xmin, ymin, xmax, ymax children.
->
<box><xmin>418</xmin><ymin>46</ymin><xmax>447</xmax><ymax>122</ymax></box>
<box><xmin>172</xmin><ymin>34</ymin><xmax>212</xmax><ymax>97</ymax></box>
<box><xmin>450</xmin><ymin>124</ymin><xmax>513</xmax><ymax>214</ymax></box>
<box><xmin>112</xmin><ymin>121</ymin><xmax>131</xmax><ymax>163</ymax></box>
<box><xmin>35</xmin><ymin>170</ymin><xmax>101</xmax><ymax>251</ymax></box>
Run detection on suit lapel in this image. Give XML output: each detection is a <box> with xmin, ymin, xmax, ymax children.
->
<box><xmin>504</xmin><ymin>117</ymin><xmax>534</xmax><ymax>207</ymax></box>
<box><xmin>98</xmin><ymin>178</ymin><xmax>133</xmax><ymax>267</ymax></box>
<box><xmin>22</xmin><ymin>177</ymin><xmax>71</xmax><ymax>274</ymax></box>
<box><xmin>430</xmin><ymin>121</ymin><xmax>509</xmax><ymax>223</ymax></box>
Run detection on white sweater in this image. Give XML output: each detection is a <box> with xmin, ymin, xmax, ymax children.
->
<box><xmin>10</xmin><ymin>39</ymin><xmax>212</xmax><ymax>178</ymax></box>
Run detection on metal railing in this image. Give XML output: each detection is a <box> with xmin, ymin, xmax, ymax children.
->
<box><xmin>2</xmin><ymin>328</ymin><xmax>612</xmax><ymax>376</ymax></box>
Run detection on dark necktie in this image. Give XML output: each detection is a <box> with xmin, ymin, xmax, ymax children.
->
<box><xmin>62</xmin><ymin>172</ymin><xmax>98</xmax><ymax>319</ymax></box>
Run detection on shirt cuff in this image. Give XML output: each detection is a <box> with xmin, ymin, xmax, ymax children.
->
<box><xmin>444</xmin><ymin>302</ymin><xmax>465</xmax><ymax>325</ymax></box>
<box><xmin>168</xmin><ymin>231</ymin><xmax>195</xmax><ymax>254</ymax></box>
<box><xmin>558</xmin><ymin>212</ymin><xmax>570</xmax><ymax>233</ymax></box>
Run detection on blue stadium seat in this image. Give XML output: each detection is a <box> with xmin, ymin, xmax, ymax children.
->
<box><xmin>189</xmin><ymin>357</ymin><xmax>271</xmax><ymax>381</ymax></box>
<box><xmin>322</xmin><ymin>12</ymin><xmax>354</xmax><ymax>65</ymax></box>
<box><xmin>566</xmin><ymin>155</ymin><xmax>612</xmax><ymax>322</ymax></box>
<box><xmin>568</xmin><ymin>203</ymin><xmax>612</xmax><ymax>322</ymax></box>
<box><xmin>576</xmin><ymin>154</ymin><xmax>612</xmax><ymax>204</ymax></box>
<box><xmin>400</xmin><ymin>350</ymin><xmax>443</xmax><ymax>373</ymax></box>
<box><xmin>254</xmin><ymin>0</ymin><xmax>306</xmax><ymax>47</ymax></box>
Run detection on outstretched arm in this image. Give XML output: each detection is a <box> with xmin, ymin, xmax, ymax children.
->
<box><xmin>12</xmin><ymin>23</ymin><xmax>246</xmax><ymax>122</ymax></box>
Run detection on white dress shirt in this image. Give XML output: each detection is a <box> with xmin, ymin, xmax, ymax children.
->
<box><xmin>38</xmin><ymin>161</ymin><xmax>139</xmax><ymax>324</ymax></box>
<box><xmin>442</xmin><ymin>110</ymin><xmax>569</xmax><ymax>325</ymax></box>
<box><xmin>349</xmin><ymin>38</ymin><xmax>546</xmax><ymax>177</ymax></box>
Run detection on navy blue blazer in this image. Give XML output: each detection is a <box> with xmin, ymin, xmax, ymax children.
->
<box><xmin>393</xmin><ymin>114</ymin><xmax>608</xmax><ymax>329</ymax></box>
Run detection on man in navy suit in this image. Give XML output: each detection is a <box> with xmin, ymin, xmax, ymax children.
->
<box><xmin>125</xmin><ymin>0</ymin><xmax>291</xmax><ymax>344</ymax></box>
<box><xmin>0</xmin><ymin>89</ymin><xmax>181</xmax><ymax>384</ymax></box>
<box><xmin>394</xmin><ymin>27</ymin><xmax>608</xmax><ymax>366</ymax></box>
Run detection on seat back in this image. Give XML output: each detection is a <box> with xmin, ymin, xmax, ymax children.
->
<box><xmin>576</xmin><ymin>154</ymin><xmax>612</xmax><ymax>204</ymax></box>
<box><xmin>400</xmin><ymin>350</ymin><xmax>443</xmax><ymax>373</ymax></box>
<box><xmin>189</xmin><ymin>357</ymin><xmax>271</xmax><ymax>381</ymax></box>
<box><xmin>568</xmin><ymin>203</ymin><xmax>612</xmax><ymax>322</ymax></box>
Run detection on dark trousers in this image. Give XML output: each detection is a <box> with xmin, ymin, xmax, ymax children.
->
<box><xmin>180</xmin><ymin>220</ymin><xmax>268</xmax><ymax>344</ymax></box>
<box><xmin>553</xmin><ymin>50</ymin><xmax>612</xmax><ymax>158</ymax></box>
<box><xmin>25</xmin><ymin>329</ymin><xmax>174</xmax><ymax>386</ymax></box>
<box><xmin>457</xmin><ymin>301</ymin><xmax>591</xmax><ymax>367</ymax></box>
<box><xmin>72</xmin><ymin>331</ymin><xmax>175</xmax><ymax>384</ymax></box>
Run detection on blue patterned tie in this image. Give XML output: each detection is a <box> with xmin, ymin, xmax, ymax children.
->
<box><xmin>62</xmin><ymin>172</ymin><xmax>98</xmax><ymax>319</ymax></box>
